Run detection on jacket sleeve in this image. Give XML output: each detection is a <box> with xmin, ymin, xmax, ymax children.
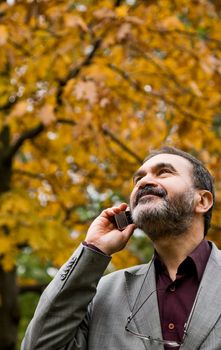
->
<box><xmin>21</xmin><ymin>244</ymin><xmax>111</xmax><ymax>350</ymax></box>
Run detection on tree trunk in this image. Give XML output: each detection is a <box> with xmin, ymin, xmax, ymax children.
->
<box><xmin>0</xmin><ymin>117</ymin><xmax>45</xmax><ymax>349</ymax></box>
<box><xmin>0</xmin><ymin>267</ymin><xmax>20</xmax><ymax>350</ymax></box>
<box><xmin>0</xmin><ymin>125</ymin><xmax>19</xmax><ymax>349</ymax></box>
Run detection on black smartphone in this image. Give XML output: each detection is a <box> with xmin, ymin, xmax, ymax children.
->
<box><xmin>114</xmin><ymin>211</ymin><xmax>133</xmax><ymax>231</ymax></box>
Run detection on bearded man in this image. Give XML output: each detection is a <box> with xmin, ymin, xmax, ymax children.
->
<box><xmin>22</xmin><ymin>147</ymin><xmax>221</xmax><ymax>350</ymax></box>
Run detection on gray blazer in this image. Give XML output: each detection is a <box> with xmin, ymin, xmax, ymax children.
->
<box><xmin>21</xmin><ymin>242</ymin><xmax>221</xmax><ymax>350</ymax></box>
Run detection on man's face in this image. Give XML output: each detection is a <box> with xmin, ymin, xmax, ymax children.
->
<box><xmin>129</xmin><ymin>153</ymin><xmax>197</xmax><ymax>240</ymax></box>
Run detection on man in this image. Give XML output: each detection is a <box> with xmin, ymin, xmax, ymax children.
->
<box><xmin>21</xmin><ymin>146</ymin><xmax>221</xmax><ymax>350</ymax></box>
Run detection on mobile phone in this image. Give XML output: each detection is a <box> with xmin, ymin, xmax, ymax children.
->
<box><xmin>114</xmin><ymin>211</ymin><xmax>133</xmax><ymax>231</ymax></box>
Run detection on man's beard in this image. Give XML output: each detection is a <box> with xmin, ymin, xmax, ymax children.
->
<box><xmin>130</xmin><ymin>186</ymin><xmax>195</xmax><ymax>241</ymax></box>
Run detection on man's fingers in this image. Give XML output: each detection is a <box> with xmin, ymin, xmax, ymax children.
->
<box><xmin>118</xmin><ymin>203</ymin><xmax>128</xmax><ymax>211</ymax></box>
<box><xmin>102</xmin><ymin>203</ymin><xmax>128</xmax><ymax>217</ymax></box>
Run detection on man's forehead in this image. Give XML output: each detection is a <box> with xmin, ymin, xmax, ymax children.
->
<box><xmin>141</xmin><ymin>153</ymin><xmax>192</xmax><ymax>172</ymax></box>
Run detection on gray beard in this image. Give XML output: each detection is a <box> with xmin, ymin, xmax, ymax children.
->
<box><xmin>130</xmin><ymin>190</ymin><xmax>195</xmax><ymax>241</ymax></box>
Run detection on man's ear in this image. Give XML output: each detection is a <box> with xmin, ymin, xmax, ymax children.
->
<box><xmin>195</xmin><ymin>190</ymin><xmax>213</xmax><ymax>214</ymax></box>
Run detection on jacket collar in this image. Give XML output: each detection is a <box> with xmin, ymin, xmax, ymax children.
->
<box><xmin>181</xmin><ymin>242</ymin><xmax>221</xmax><ymax>349</ymax></box>
<box><xmin>124</xmin><ymin>242</ymin><xmax>221</xmax><ymax>350</ymax></box>
<box><xmin>125</xmin><ymin>259</ymin><xmax>164</xmax><ymax>350</ymax></box>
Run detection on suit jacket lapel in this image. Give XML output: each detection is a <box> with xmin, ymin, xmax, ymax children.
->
<box><xmin>124</xmin><ymin>243</ymin><xmax>221</xmax><ymax>350</ymax></box>
<box><xmin>182</xmin><ymin>242</ymin><xmax>221</xmax><ymax>349</ymax></box>
<box><xmin>125</xmin><ymin>259</ymin><xmax>164</xmax><ymax>350</ymax></box>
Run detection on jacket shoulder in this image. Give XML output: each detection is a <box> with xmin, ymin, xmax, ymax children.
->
<box><xmin>96</xmin><ymin>261</ymin><xmax>150</xmax><ymax>293</ymax></box>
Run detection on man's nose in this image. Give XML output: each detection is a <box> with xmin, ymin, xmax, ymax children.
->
<box><xmin>136</xmin><ymin>175</ymin><xmax>158</xmax><ymax>189</ymax></box>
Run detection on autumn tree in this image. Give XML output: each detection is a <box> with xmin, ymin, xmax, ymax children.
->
<box><xmin>0</xmin><ymin>0</ymin><xmax>221</xmax><ymax>348</ymax></box>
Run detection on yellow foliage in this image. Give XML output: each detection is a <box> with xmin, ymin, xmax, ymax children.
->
<box><xmin>112</xmin><ymin>248</ymin><xmax>141</xmax><ymax>270</ymax></box>
<box><xmin>0</xmin><ymin>25</ymin><xmax>8</xmax><ymax>45</ymax></box>
<box><xmin>64</xmin><ymin>14</ymin><xmax>88</xmax><ymax>32</ymax></box>
<box><xmin>160</xmin><ymin>16</ymin><xmax>184</xmax><ymax>30</ymax></box>
<box><xmin>0</xmin><ymin>0</ymin><xmax>220</xmax><ymax>274</ymax></box>
<box><xmin>115</xmin><ymin>5</ymin><xmax>128</xmax><ymax>18</ymax></box>
<box><xmin>1</xmin><ymin>254</ymin><xmax>16</xmax><ymax>272</ymax></box>
<box><xmin>0</xmin><ymin>189</ymin><xmax>33</xmax><ymax>215</ymax></box>
<box><xmin>9</xmin><ymin>101</ymin><xmax>29</xmax><ymax>118</ymax></box>
<box><xmin>0</xmin><ymin>235</ymin><xmax>13</xmax><ymax>254</ymax></box>
<box><xmin>38</xmin><ymin>104</ymin><xmax>56</xmax><ymax>126</ymax></box>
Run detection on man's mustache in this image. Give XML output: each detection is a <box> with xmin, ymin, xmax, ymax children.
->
<box><xmin>135</xmin><ymin>185</ymin><xmax>167</xmax><ymax>206</ymax></box>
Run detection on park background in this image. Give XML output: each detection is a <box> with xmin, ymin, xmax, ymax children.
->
<box><xmin>0</xmin><ymin>0</ymin><xmax>221</xmax><ymax>349</ymax></box>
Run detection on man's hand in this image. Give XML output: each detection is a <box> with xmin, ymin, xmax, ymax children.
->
<box><xmin>85</xmin><ymin>203</ymin><xmax>136</xmax><ymax>255</ymax></box>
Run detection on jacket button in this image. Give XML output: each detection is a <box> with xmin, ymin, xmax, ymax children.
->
<box><xmin>60</xmin><ymin>274</ymin><xmax>66</xmax><ymax>280</ymax></box>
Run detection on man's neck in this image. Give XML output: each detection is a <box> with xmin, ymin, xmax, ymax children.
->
<box><xmin>153</xmin><ymin>226</ymin><xmax>204</xmax><ymax>281</ymax></box>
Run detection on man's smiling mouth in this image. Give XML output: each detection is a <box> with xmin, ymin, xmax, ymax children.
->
<box><xmin>138</xmin><ymin>193</ymin><xmax>162</xmax><ymax>202</ymax></box>
<box><xmin>135</xmin><ymin>186</ymin><xmax>166</xmax><ymax>206</ymax></box>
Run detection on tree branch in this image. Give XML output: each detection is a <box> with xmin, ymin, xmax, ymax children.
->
<box><xmin>4</xmin><ymin>118</ymin><xmax>77</xmax><ymax>164</ymax></box>
<box><xmin>6</xmin><ymin>123</ymin><xmax>45</xmax><ymax>161</ymax></box>
<box><xmin>57</xmin><ymin>118</ymin><xmax>76</xmax><ymax>125</ymax></box>
<box><xmin>56</xmin><ymin>38</ymin><xmax>102</xmax><ymax>106</ymax></box>
<box><xmin>148</xmin><ymin>28</ymin><xmax>221</xmax><ymax>47</ymax></box>
<box><xmin>0</xmin><ymin>96</ymin><xmax>18</xmax><ymax>112</ymax></box>
<box><xmin>108</xmin><ymin>63</ymin><xmax>211</xmax><ymax>124</ymax></box>
<box><xmin>13</xmin><ymin>169</ymin><xmax>46</xmax><ymax>180</ymax></box>
<box><xmin>102</xmin><ymin>125</ymin><xmax>143</xmax><ymax>164</ymax></box>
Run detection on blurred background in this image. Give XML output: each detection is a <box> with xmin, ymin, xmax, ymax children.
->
<box><xmin>0</xmin><ymin>0</ymin><xmax>221</xmax><ymax>348</ymax></box>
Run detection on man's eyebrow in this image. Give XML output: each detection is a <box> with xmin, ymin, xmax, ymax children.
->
<box><xmin>154</xmin><ymin>162</ymin><xmax>178</xmax><ymax>172</ymax></box>
<box><xmin>133</xmin><ymin>162</ymin><xmax>178</xmax><ymax>181</ymax></box>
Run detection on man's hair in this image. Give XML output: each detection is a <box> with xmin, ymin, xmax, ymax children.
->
<box><xmin>145</xmin><ymin>146</ymin><xmax>215</xmax><ymax>235</ymax></box>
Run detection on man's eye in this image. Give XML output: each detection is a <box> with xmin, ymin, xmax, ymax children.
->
<box><xmin>134</xmin><ymin>176</ymin><xmax>142</xmax><ymax>183</ymax></box>
<box><xmin>158</xmin><ymin>169</ymin><xmax>171</xmax><ymax>175</ymax></box>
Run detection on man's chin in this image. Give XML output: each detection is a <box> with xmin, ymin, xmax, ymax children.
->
<box><xmin>133</xmin><ymin>219</ymin><xmax>166</xmax><ymax>240</ymax></box>
<box><xmin>132</xmin><ymin>200</ymin><xmax>163</xmax><ymax>217</ymax></box>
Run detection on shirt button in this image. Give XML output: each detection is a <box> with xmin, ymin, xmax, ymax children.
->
<box><xmin>168</xmin><ymin>323</ymin><xmax>175</xmax><ymax>330</ymax></box>
<box><xmin>170</xmin><ymin>286</ymin><xmax>176</xmax><ymax>292</ymax></box>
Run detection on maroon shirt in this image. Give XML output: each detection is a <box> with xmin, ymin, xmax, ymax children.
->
<box><xmin>154</xmin><ymin>240</ymin><xmax>211</xmax><ymax>349</ymax></box>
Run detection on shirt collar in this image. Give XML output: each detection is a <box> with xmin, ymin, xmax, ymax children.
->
<box><xmin>154</xmin><ymin>239</ymin><xmax>211</xmax><ymax>281</ymax></box>
<box><xmin>188</xmin><ymin>239</ymin><xmax>211</xmax><ymax>281</ymax></box>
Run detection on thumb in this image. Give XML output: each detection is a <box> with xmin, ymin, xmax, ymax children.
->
<box><xmin>122</xmin><ymin>223</ymin><xmax>136</xmax><ymax>241</ymax></box>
